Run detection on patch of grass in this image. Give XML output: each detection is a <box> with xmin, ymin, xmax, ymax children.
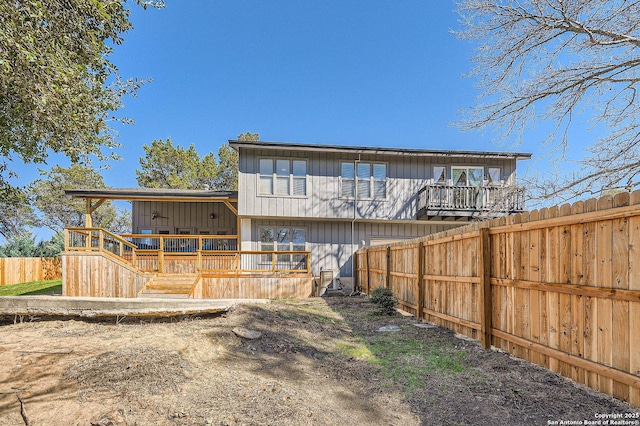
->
<box><xmin>0</xmin><ymin>279</ymin><xmax>62</xmax><ymax>296</ymax></box>
<box><xmin>275</xmin><ymin>300</ymin><xmax>343</xmax><ymax>324</ymax></box>
<box><xmin>336</xmin><ymin>342</ymin><xmax>379</xmax><ymax>362</ymax></box>
<box><xmin>367</xmin><ymin>335</ymin><xmax>467</xmax><ymax>391</ymax></box>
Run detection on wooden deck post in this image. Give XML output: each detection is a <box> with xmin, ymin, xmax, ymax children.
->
<box><xmin>417</xmin><ymin>242</ymin><xmax>424</xmax><ymax>320</ymax></box>
<box><xmin>85</xmin><ymin>199</ymin><xmax>92</xmax><ymax>228</ymax></box>
<box><xmin>479</xmin><ymin>227</ymin><xmax>492</xmax><ymax>349</ymax></box>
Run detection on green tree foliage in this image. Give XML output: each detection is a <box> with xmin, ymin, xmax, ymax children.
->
<box><xmin>237</xmin><ymin>132</ymin><xmax>260</xmax><ymax>142</ymax></box>
<box><xmin>215</xmin><ymin>144</ymin><xmax>239</xmax><ymax>190</ymax></box>
<box><xmin>0</xmin><ymin>0</ymin><xmax>163</xmax><ymax>203</ymax></box>
<box><xmin>0</xmin><ymin>231</ymin><xmax>64</xmax><ymax>258</ymax></box>
<box><xmin>136</xmin><ymin>133</ymin><xmax>258</xmax><ymax>191</ymax></box>
<box><xmin>136</xmin><ymin>138</ymin><xmax>217</xmax><ymax>189</ymax></box>
<box><xmin>30</xmin><ymin>164</ymin><xmax>131</xmax><ymax>233</ymax></box>
<box><xmin>456</xmin><ymin>0</ymin><xmax>640</xmax><ymax>202</ymax></box>
<box><xmin>210</xmin><ymin>131</ymin><xmax>259</xmax><ymax>191</ymax></box>
<box><xmin>0</xmin><ymin>192</ymin><xmax>35</xmax><ymax>239</ymax></box>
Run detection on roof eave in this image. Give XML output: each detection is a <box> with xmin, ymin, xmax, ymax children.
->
<box><xmin>228</xmin><ymin>140</ymin><xmax>532</xmax><ymax>160</ymax></box>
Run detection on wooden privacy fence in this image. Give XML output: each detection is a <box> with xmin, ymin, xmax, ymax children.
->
<box><xmin>355</xmin><ymin>191</ymin><xmax>640</xmax><ymax>407</ymax></box>
<box><xmin>0</xmin><ymin>257</ymin><xmax>62</xmax><ymax>286</ymax></box>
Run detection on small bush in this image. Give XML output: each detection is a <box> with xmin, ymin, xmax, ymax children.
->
<box><xmin>370</xmin><ymin>287</ymin><xmax>397</xmax><ymax>315</ymax></box>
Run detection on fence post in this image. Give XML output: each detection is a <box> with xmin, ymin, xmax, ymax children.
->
<box><xmin>365</xmin><ymin>247</ymin><xmax>371</xmax><ymax>294</ymax></box>
<box><xmin>479</xmin><ymin>227</ymin><xmax>493</xmax><ymax>349</ymax></box>
<box><xmin>353</xmin><ymin>251</ymin><xmax>359</xmax><ymax>291</ymax></box>
<box><xmin>417</xmin><ymin>242</ymin><xmax>424</xmax><ymax>320</ymax></box>
<box><xmin>385</xmin><ymin>246</ymin><xmax>391</xmax><ymax>289</ymax></box>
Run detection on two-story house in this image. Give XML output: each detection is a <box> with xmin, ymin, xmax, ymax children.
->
<box><xmin>62</xmin><ymin>140</ymin><xmax>530</xmax><ymax>298</ymax></box>
<box><xmin>232</xmin><ymin>140</ymin><xmax>531</xmax><ymax>288</ymax></box>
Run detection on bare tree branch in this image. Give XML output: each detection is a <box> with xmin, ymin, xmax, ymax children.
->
<box><xmin>455</xmin><ymin>0</ymin><xmax>640</xmax><ymax>204</ymax></box>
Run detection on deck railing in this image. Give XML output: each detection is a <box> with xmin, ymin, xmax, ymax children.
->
<box><xmin>66</xmin><ymin>227</ymin><xmax>138</xmax><ymax>266</ymax></box>
<box><xmin>65</xmin><ymin>228</ymin><xmax>310</xmax><ymax>274</ymax></box>
<box><xmin>121</xmin><ymin>233</ymin><xmax>239</xmax><ymax>252</ymax></box>
<box><xmin>417</xmin><ymin>184</ymin><xmax>525</xmax><ymax>214</ymax></box>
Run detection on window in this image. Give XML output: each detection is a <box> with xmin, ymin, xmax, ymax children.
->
<box><xmin>452</xmin><ymin>167</ymin><xmax>483</xmax><ymax>187</ymax></box>
<box><xmin>487</xmin><ymin>167</ymin><xmax>502</xmax><ymax>185</ymax></box>
<box><xmin>259</xmin><ymin>158</ymin><xmax>307</xmax><ymax>196</ymax></box>
<box><xmin>341</xmin><ymin>163</ymin><xmax>355</xmax><ymax>198</ymax></box>
<box><xmin>433</xmin><ymin>166</ymin><xmax>446</xmax><ymax>184</ymax></box>
<box><xmin>259</xmin><ymin>227</ymin><xmax>306</xmax><ymax>251</ymax></box>
<box><xmin>259</xmin><ymin>227</ymin><xmax>307</xmax><ymax>266</ymax></box>
<box><xmin>341</xmin><ymin>162</ymin><xmax>386</xmax><ymax>199</ymax></box>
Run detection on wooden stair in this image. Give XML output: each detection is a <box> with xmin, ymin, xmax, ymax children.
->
<box><xmin>139</xmin><ymin>273</ymin><xmax>198</xmax><ymax>299</ymax></box>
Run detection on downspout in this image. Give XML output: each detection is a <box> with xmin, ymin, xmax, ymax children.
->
<box><xmin>351</xmin><ymin>155</ymin><xmax>361</xmax><ymax>282</ymax></box>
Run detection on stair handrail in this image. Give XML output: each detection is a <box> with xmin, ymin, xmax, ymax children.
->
<box><xmin>65</xmin><ymin>227</ymin><xmax>138</xmax><ymax>267</ymax></box>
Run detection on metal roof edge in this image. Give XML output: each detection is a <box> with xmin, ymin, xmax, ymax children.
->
<box><xmin>228</xmin><ymin>139</ymin><xmax>532</xmax><ymax>160</ymax></box>
<box><xmin>64</xmin><ymin>188</ymin><xmax>238</xmax><ymax>200</ymax></box>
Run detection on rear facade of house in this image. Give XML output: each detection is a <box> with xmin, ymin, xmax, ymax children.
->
<box><xmin>232</xmin><ymin>140</ymin><xmax>530</xmax><ymax>290</ymax></box>
<box><xmin>62</xmin><ymin>140</ymin><xmax>529</xmax><ymax>298</ymax></box>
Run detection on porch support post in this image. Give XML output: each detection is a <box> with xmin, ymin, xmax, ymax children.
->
<box><xmin>85</xmin><ymin>199</ymin><xmax>92</xmax><ymax>228</ymax></box>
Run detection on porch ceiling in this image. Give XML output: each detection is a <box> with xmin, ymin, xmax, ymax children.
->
<box><xmin>65</xmin><ymin>188</ymin><xmax>238</xmax><ymax>203</ymax></box>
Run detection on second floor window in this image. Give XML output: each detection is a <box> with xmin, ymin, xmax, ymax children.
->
<box><xmin>259</xmin><ymin>158</ymin><xmax>307</xmax><ymax>196</ymax></box>
<box><xmin>341</xmin><ymin>162</ymin><xmax>386</xmax><ymax>199</ymax></box>
<box><xmin>452</xmin><ymin>167</ymin><xmax>483</xmax><ymax>187</ymax></box>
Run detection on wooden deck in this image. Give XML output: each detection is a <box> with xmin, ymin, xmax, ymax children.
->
<box><xmin>63</xmin><ymin>228</ymin><xmax>313</xmax><ymax>299</ymax></box>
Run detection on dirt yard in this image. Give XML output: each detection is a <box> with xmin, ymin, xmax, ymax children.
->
<box><xmin>0</xmin><ymin>296</ymin><xmax>636</xmax><ymax>425</ymax></box>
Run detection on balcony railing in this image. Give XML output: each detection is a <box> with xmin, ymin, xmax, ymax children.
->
<box><xmin>417</xmin><ymin>184</ymin><xmax>525</xmax><ymax>217</ymax></box>
<box><xmin>65</xmin><ymin>228</ymin><xmax>310</xmax><ymax>274</ymax></box>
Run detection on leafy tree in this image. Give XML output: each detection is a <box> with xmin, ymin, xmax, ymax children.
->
<box><xmin>211</xmin><ymin>131</ymin><xmax>259</xmax><ymax>191</ymax></box>
<box><xmin>136</xmin><ymin>138</ymin><xmax>217</xmax><ymax>189</ymax></box>
<box><xmin>214</xmin><ymin>144</ymin><xmax>239</xmax><ymax>190</ymax></box>
<box><xmin>0</xmin><ymin>231</ymin><xmax>64</xmax><ymax>258</ymax></box>
<box><xmin>237</xmin><ymin>132</ymin><xmax>260</xmax><ymax>142</ymax></box>
<box><xmin>456</xmin><ymin>0</ymin><xmax>640</xmax><ymax>202</ymax></box>
<box><xmin>0</xmin><ymin>0</ymin><xmax>164</xmax><ymax>203</ymax></box>
<box><xmin>30</xmin><ymin>164</ymin><xmax>131</xmax><ymax>233</ymax></box>
<box><xmin>0</xmin><ymin>192</ymin><xmax>35</xmax><ymax>239</ymax></box>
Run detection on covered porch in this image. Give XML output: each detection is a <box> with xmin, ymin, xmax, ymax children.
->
<box><xmin>62</xmin><ymin>188</ymin><xmax>313</xmax><ymax>299</ymax></box>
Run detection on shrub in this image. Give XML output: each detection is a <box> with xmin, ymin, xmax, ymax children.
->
<box><xmin>370</xmin><ymin>287</ymin><xmax>397</xmax><ymax>315</ymax></box>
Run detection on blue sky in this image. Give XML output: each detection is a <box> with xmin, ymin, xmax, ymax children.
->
<box><xmin>13</xmin><ymin>0</ymin><xmax>597</xmax><ymax>241</ymax></box>
<box><xmin>13</xmin><ymin>1</ymin><xmax>544</xmax><ymax>187</ymax></box>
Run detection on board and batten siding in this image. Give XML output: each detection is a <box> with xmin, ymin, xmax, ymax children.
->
<box><xmin>251</xmin><ymin>219</ymin><xmax>458</xmax><ymax>277</ymax></box>
<box><xmin>237</xmin><ymin>147</ymin><xmax>517</xmax><ymax>220</ymax></box>
<box><xmin>132</xmin><ymin>201</ymin><xmax>237</xmax><ymax>234</ymax></box>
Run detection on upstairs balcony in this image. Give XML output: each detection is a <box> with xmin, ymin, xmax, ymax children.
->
<box><xmin>417</xmin><ymin>184</ymin><xmax>525</xmax><ymax>221</ymax></box>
